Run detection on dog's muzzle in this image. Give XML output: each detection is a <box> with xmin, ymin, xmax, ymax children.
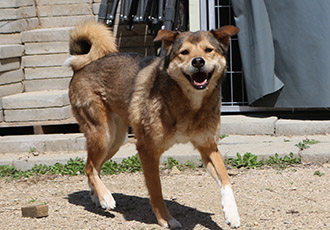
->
<box><xmin>183</xmin><ymin>57</ymin><xmax>214</xmax><ymax>90</ymax></box>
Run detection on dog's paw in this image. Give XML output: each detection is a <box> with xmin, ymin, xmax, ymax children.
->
<box><xmin>168</xmin><ymin>219</ymin><xmax>182</xmax><ymax>229</ymax></box>
<box><xmin>221</xmin><ymin>185</ymin><xmax>240</xmax><ymax>228</ymax></box>
<box><xmin>99</xmin><ymin>190</ymin><xmax>116</xmax><ymax>210</ymax></box>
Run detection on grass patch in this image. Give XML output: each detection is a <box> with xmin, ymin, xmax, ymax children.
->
<box><xmin>227</xmin><ymin>152</ymin><xmax>301</xmax><ymax>170</ymax></box>
<box><xmin>1</xmin><ymin>152</ymin><xmax>302</xmax><ymax>180</ymax></box>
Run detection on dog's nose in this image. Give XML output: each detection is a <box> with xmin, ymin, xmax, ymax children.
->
<box><xmin>192</xmin><ymin>57</ymin><xmax>205</xmax><ymax>69</ymax></box>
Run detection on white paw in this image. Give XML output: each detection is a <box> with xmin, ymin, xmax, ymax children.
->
<box><xmin>221</xmin><ymin>185</ymin><xmax>240</xmax><ymax>228</ymax></box>
<box><xmin>99</xmin><ymin>190</ymin><xmax>116</xmax><ymax>210</ymax></box>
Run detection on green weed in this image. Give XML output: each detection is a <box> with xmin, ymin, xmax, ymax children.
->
<box><xmin>295</xmin><ymin>138</ymin><xmax>320</xmax><ymax>151</ymax></box>
<box><xmin>227</xmin><ymin>152</ymin><xmax>301</xmax><ymax>169</ymax></box>
<box><xmin>314</xmin><ymin>170</ymin><xmax>325</xmax><ymax>177</ymax></box>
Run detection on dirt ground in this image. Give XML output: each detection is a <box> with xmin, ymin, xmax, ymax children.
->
<box><xmin>0</xmin><ymin>164</ymin><xmax>330</xmax><ymax>230</ymax></box>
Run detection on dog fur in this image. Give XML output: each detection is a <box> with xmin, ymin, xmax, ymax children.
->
<box><xmin>66</xmin><ymin>21</ymin><xmax>240</xmax><ymax>228</ymax></box>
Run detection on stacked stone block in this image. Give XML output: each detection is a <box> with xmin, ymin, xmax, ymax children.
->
<box><xmin>0</xmin><ymin>0</ymin><xmax>38</xmax><ymax>35</ymax></box>
<box><xmin>22</xmin><ymin>27</ymin><xmax>73</xmax><ymax>92</ymax></box>
<box><xmin>0</xmin><ymin>45</ymin><xmax>25</xmax><ymax>122</ymax></box>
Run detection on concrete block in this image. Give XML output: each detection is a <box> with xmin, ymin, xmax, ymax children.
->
<box><xmin>25</xmin><ymin>42</ymin><xmax>68</xmax><ymax>55</ymax></box>
<box><xmin>0</xmin><ymin>6</ymin><xmax>36</xmax><ymax>20</ymax></box>
<box><xmin>220</xmin><ymin>115</ymin><xmax>277</xmax><ymax>135</ymax></box>
<box><xmin>0</xmin><ymin>45</ymin><xmax>24</xmax><ymax>59</ymax></box>
<box><xmin>23</xmin><ymin>54</ymin><xmax>69</xmax><ymax>67</ymax></box>
<box><xmin>38</xmin><ymin>4</ymin><xmax>92</xmax><ymax>17</ymax></box>
<box><xmin>93</xmin><ymin>3</ymin><xmax>100</xmax><ymax>15</ymax></box>
<box><xmin>24</xmin><ymin>78</ymin><xmax>71</xmax><ymax>91</ymax></box>
<box><xmin>4</xmin><ymin>105</ymin><xmax>72</xmax><ymax>122</ymax></box>
<box><xmin>276</xmin><ymin>119</ymin><xmax>330</xmax><ymax>136</ymax></box>
<box><xmin>0</xmin><ymin>69</ymin><xmax>24</xmax><ymax>85</ymax></box>
<box><xmin>0</xmin><ymin>0</ymin><xmax>34</xmax><ymax>8</ymax></box>
<box><xmin>40</xmin><ymin>15</ymin><xmax>95</xmax><ymax>28</ymax></box>
<box><xmin>0</xmin><ymin>34</ymin><xmax>22</xmax><ymax>45</ymax></box>
<box><xmin>0</xmin><ymin>82</ymin><xmax>23</xmax><ymax>97</ymax></box>
<box><xmin>0</xmin><ymin>18</ymin><xmax>39</xmax><ymax>34</ymax></box>
<box><xmin>21</xmin><ymin>205</ymin><xmax>48</xmax><ymax>218</ymax></box>
<box><xmin>0</xmin><ymin>99</ymin><xmax>3</xmax><ymax>122</ymax></box>
<box><xmin>22</xmin><ymin>27</ymin><xmax>72</xmax><ymax>43</ymax></box>
<box><xmin>0</xmin><ymin>58</ymin><xmax>21</xmax><ymax>72</ymax></box>
<box><xmin>0</xmin><ymin>133</ymin><xmax>86</xmax><ymax>154</ymax></box>
<box><xmin>25</xmin><ymin>66</ymin><xmax>72</xmax><ymax>80</ymax></box>
<box><xmin>2</xmin><ymin>90</ymin><xmax>69</xmax><ymax>109</ymax></box>
<box><xmin>36</xmin><ymin>0</ymin><xmax>92</xmax><ymax>5</ymax></box>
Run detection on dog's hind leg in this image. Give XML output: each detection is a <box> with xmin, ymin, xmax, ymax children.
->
<box><xmin>76</xmin><ymin>101</ymin><xmax>126</xmax><ymax>210</ymax></box>
<box><xmin>137</xmin><ymin>145</ymin><xmax>182</xmax><ymax>229</ymax></box>
<box><xmin>194</xmin><ymin>141</ymin><xmax>240</xmax><ymax>228</ymax></box>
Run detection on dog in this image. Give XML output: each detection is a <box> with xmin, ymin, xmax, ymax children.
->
<box><xmin>65</xmin><ymin>21</ymin><xmax>240</xmax><ymax>228</ymax></box>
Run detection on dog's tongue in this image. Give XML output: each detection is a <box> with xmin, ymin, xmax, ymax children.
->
<box><xmin>192</xmin><ymin>72</ymin><xmax>208</xmax><ymax>86</ymax></box>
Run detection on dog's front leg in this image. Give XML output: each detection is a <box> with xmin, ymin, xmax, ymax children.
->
<box><xmin>195</xmin><ymin>141</ymin><xmax>240</xmax><ymax>228</ymax></box>
<box><xmin>138</xmin><ymin>148</ymin><xmax>182</xmax><ymax>229</ymax></box>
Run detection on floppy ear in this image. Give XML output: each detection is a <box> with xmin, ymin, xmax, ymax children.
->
<box><xmin>153</xmin><ymin>29</ymin><xmax>179</xmax><ymax>49</ymax></box>
<box><xmin>211</xmin><ymin>26</ymin><xmax>240</xmax><ymax>46</ymax></box>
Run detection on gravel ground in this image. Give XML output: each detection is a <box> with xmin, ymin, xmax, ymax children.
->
<box><xmin>0</xmin><ymin>164</ymin><xmax>330</xmax><ymax>230</ymax></box>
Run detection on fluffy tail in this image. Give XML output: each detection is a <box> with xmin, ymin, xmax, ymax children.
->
<box><xmin>63</xmin><ymin>21</ymin><xmax>118</xmax><ymax>71</ymax></box>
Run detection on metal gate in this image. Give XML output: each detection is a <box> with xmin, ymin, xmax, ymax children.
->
<box><xmin>200</xmin><ymin>0</ymin><xmax>250</xmax><ymax>112</ymax></box>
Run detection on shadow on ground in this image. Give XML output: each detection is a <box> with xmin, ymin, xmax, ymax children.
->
<box><xmin>67</xmin><ymin>190</ymin><xmax>223</xmax><ymax>229</ymax></box>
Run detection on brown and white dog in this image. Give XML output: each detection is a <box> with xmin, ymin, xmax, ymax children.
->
<box><xmin>65</xmin><ymin>21</ymin><xmax>240</xmax><ymax>228</ymax></box>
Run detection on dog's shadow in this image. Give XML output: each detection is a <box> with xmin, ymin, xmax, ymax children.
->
<box><xmin>67</xmin><ymin>190</ymin><xmax>223</xmax><ymax>229</ymax></box>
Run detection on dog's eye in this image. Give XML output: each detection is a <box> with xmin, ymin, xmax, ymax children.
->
<box><xmin>205</xmin><ymin>48</ymin><xmax>213</xmax><ymax>53</ymax></box>
<box><xmin>180</xmin><ymin>50</ymin><xmax>189</xmax><ymax>55</ymax></box>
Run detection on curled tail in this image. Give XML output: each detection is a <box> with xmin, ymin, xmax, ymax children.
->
<box><xmin>64</xmin><ymin>21</ymin><xmax>118</xmax><ymax>71</ymax></box>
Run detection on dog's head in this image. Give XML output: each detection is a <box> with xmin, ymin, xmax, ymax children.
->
<box><xmin>154</xmin><ymin>26</ymin><xmax>239</xmax><ymax>91</ymax></box>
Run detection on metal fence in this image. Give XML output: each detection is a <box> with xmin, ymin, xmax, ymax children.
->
<box><xmin>200</xmin><ymin>0</ymin><xmax>249</xmax><ymax>112</ymax></box>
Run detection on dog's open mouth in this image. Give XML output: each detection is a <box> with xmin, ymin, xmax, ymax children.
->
<box><xmin>183</xmin><ymin>70</ymin><xmax>214</xmax><ymax>90</ymax></box>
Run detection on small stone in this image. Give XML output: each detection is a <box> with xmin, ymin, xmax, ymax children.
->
<box><xmin>21</xmin><ymin>204</ymin><xmax>49</xmax><ymax>218</ymax></box>
<box><xmin>171</xmin><ymin>166</ymin><xmax>181</xmax><ymax>175</ymax></box>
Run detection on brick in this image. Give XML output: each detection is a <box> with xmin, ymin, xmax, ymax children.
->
<box><xmin>21</xmin><ymin>205</ymin><xmax>49</xmax><ymax>218</ymax></box>
<box><xmin>36</xmin><ymin>0</ymin><xmax>91</xmax><ymax>5</ymax></box>
<box><xmin>23</xmin><ymin>54</ymin><xmax>69</xmax><ymax>67</ymax></box>
<box><xmin>4</xmin><ymin>105</ymin><xmax>72</xmax><ymax>122</ymax></box>
<box><xmin>25</xmin><ymin>66</ymin><xmax>73</xmax><ymax>80</ymax></box>
<box><xmin>0</xmin><ymin>34</ymin><xmax>22</xmax><ymax>45</ymax></box>
<box><xmin>40</xmin><ymin>15</ymin><xmax>95</xmax><ymax>28</ymax></box>
<box><xmin>25</xmin><ymin>42</ymin><xmax>68</xmax><ymax>55</ymax></box>
<box><xmin>0</xmin><ymin>69</ymin><xmax>24</xmax><ymax>85</ymax></box>
<box><xmin>22</xmin><ymin>27</ymin><xmax>72</xmax><ymax>42</ymax></box>
<box><xmin>0</xmin><ymin>0</ymin><xmax>34</xmax><ymax>8</ymax></box>
<box><xmin>24</xmin><ymin>78</ymin><xmax>71</xmax><ymax>91</ymax></box>
<box><xmin>2</xmin><ymin>90</ymin><xmax>69</xmax><ymax>109</ymax></box>
<box><xmin>0</xmin><ymin>58</ymin><xmax>21</xmax><ymax>72</ymax></box>
<box><xmin>0</xmin><ymin>18</ymin><xmax>39</xmax><ymax>34</ymax></box>
<box><xmin>38</xmin><ymin>4</ymin><xmax>92</xmax><ymax>17</ymax></box>
<box><xmin>0</xmin><ymin>82</ymin><xmax>23</xmax><ymax>97</ymax></box>
<box><xmin>0</xmin><ymin>45</ymin><xmax>24</xmax><ymax>59</ymax></box>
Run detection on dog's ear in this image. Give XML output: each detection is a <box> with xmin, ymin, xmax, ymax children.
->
<box><xmin>211</xmin><ymin>26</ymin><xmax>240</xmax><ymax>47</ymax></box>
<box><xmin>153</xmin><ymin>30</ymin><xmax>179</xmax><ymax>49</ymax></box>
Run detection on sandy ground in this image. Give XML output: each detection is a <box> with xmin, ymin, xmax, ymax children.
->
<box><xmin>0</xmin><ymin>164</ymin><xmax>330</xmax><ymax>230</ymax></box>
